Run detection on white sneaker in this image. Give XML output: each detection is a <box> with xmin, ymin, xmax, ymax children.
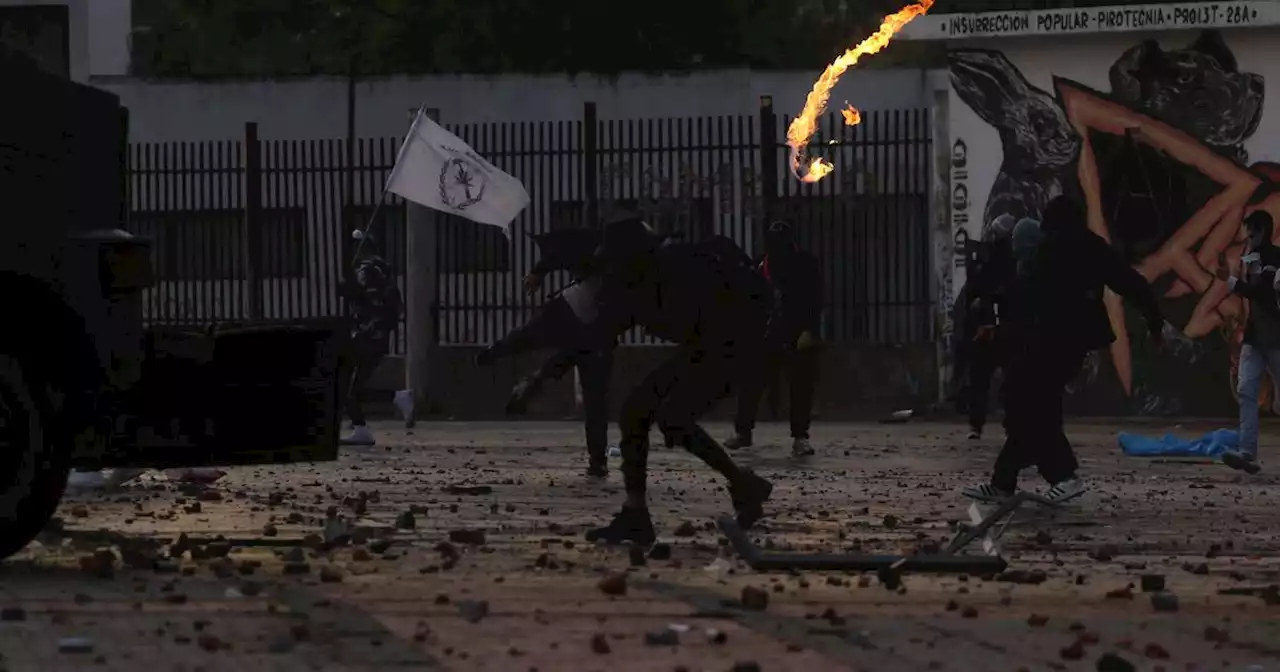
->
<box><xmin>1042</xmin><ymin>478</ymin><xmax>1087</xmax><ymax>505</ymax></box>
<box><xmin>791</xmin><ymin>438</ymin><xmax>815</xmax><ymax>457</ymax></box>
<box><xmin>967</xmin><ymin>427</ymin><xmax>982</xmax><ymax>440</ymax></box>
<box><xmin>961</xmin><ymin>483</ymin><xmax>1015</xmax><ymax>503</ymax></box>
<box><xmin>606</xmin><ymin>445</ymin><xmax>622</xmax><ymax>458</ymax></box>
<box><xmin>393</xmin><ymin>389</ymin><xmax>415</xmax><ymax>422</ymax></box>
<box><xmin>340</xmin><ymin>425</ymin><xmax>376</xmax><ymax>446</ymax></box>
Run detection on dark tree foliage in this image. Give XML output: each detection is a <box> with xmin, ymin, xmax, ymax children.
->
<box><xmin>931</xmin><ymin>0</ymin><xmax>1195</xmax><ymax>10</ymax></box>
<box><xmin>130</xmin><ymin>0</ymin><xmax>940</xmax><ymax>78</ymax></box>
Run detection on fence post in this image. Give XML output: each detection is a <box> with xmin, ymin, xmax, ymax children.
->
<box><xmin>758</xmin><ymin>95</ymin><xmax>779</xmax><ymax>254</ymax></box>
<box><xmin>243</xmin><ymin>122</ymin><xmax>264</xmax><ymax>320</ymax></box>
<box><xmin>583</xmin><ymin>102</ymin><xmax>599</xmax><ymax>228</ymax></box>
<box><xmin>404</xmin><ymin>108</ymin><xmax>440</xmax><ymax>426</ymax></box>
<box><xmin>571</xmin><ymin>102</ymin><xmax>600</xmax><ymax>416</ymax></box>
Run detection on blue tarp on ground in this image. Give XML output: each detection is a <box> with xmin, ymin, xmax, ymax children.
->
<box><xmin>1117</xmin><ymin>429</ymin><xmax>1238</xmax><ymax>458</ymax></box>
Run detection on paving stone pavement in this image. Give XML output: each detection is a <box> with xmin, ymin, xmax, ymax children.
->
<box><xmin>5</xmin><ymin>420</ymin><xmax>1280</xmax><ymax>671</ymax></box>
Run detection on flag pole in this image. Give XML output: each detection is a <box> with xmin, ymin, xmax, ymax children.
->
<box><xmin>350</xmin><ymin>104</ymin><xmax>428</xmax><ymax>265</ymax></box>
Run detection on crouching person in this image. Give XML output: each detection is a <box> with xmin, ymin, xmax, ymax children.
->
<box><xmin>507</xmin><ymin>217</ymin><xmax>775</xmax><ymax>545</ymax></box>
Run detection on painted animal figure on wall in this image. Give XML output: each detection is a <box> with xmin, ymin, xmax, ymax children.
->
<box><xmin>1108</xmin><ymin>30</ymin><xmax>1264</xmax><ymax>166</ymax></box>
<box><xmin>948</xmin><ymin>49</ymin><xmax>1081</xmax><ymax>238</ymax></box>
<box><xmin>949</xmin><ymin>29</ymin><xmax>1274</xmax><ymax>415</ymax></box>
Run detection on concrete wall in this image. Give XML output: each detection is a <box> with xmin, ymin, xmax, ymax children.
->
<box><xmin>945</xmin><ymin>26</ymin><xmax>1280</xmax><ymax>417</ymax></box>
<box><xmin>96</xmin><ymin>68</ymin><xmax>941</xmax><ymax>141</ymax></box>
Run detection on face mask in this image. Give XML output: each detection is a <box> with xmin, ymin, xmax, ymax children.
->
<box><xmin>1247</xmin><ymin>227</ymin><xmax>1268</xmax><ymax>250</ymax></box>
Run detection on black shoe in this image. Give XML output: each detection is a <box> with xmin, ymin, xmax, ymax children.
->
<box><xmin>1223</xmin><ymin>451</ymin><xmax>1262</xmax><ymax>474</ymax></box>
<box><xmin>729</xmin><ymin>470</ymin><xmax>773</xmax><ymax>530</ymax></box>
<box><xmin>724</xmin><ymin>433</ymin><xmax>753</xmax><ymax>450</ymax></box>
<box><xmin>586</xmin><ymin>461</ymin><xmax>608</xmax><ymax>479</ymax></box>
<box><xmin>585</xmin><ymin>506</ymin><xmax>657</xmax><ymax>546</ymax></box>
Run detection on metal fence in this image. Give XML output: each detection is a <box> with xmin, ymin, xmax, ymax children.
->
<box><xmin>126</xmin><ymin>100</ymin><xmax>934</xmax><ymax>350</ymax></box>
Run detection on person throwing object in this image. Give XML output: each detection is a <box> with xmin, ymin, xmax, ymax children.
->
<box><xmin>963</xmin><ymin>195</ymin><xmax>1164</xmax><ymax>505</ymax></box>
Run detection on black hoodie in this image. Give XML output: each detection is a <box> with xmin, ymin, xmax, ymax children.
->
<box><xmin>1014</xmin><ymin>195</ymin><xmax>1164</xmax><ymax>353</ymax></box>
<box><xmin>956</xmin><ymin>237</ymin><xmax>1016</xmax><ymax>342</ymax></box>
<box><xmin>761</xmin><ymin>221</ymin><xmax>823</xmax><ymax>346</ymax></box>
<box><xmin>1230</xmin><ymin>210</ymin><xmax>1280</xmax><ymax>349</ymax></box>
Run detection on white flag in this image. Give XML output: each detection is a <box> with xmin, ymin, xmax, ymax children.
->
<box><xmin>386</xmin><ymin>109</ymin><xmax>530</xmax><ymax>234</ymax></box>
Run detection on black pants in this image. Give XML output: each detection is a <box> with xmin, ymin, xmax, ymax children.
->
<box><xmin>990</xmin><ymin>339</ymin><xmax>1084</xmax><ymax>492</ymax></box>
<box><xmin>345</xmin><ymin>335</ymin><xmax>388</xmax><ymax>427</ymax></box>
<box><xmin>577</xmin><ymin>347</ymin><xmax>614</xmax><ymax>464</ymax></box>
<box><xmin>966</xmin><ymin>340</ymin><xmax>1001</xmax><ymax>431</ymax></box>
<box><xmin>618</xmin><ymin>345</ymin><xmax>748</xmax><ymax>495</ymax></box>
<box><xmin>735</xmin><ymin>344</ymin><xmax>818</xmax><ymax>439</ymax></box>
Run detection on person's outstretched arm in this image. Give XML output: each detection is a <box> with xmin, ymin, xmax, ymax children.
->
<box><xmin>1093</xmin><ymin>235</ymin><xmax>1164</xmax><ymax>334</ymax></box>
<box><xmin>505</xmin><ymin>276</ymin><xmax>634</xmax><ymax>413</ymax></box>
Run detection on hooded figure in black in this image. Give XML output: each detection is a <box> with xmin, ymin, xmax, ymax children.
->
<box><xmin>339</xmin><ymin>235</ymin><xmax>403</xmax><ymax>446</ymax></box>
<box><xmin>1224</xmin><ymin>208</ymin><xmax>1280</xmax><ymax>474</ymax></box>
<box><xmin>962</xmin><ymin>194</ymin><xmax>1164</xmax><ymax>505</ymax></box>
<box><xmin>475</xmin><ymin>227</ymin><xmax>615</xmax><ymax>477</ymax></box>
<box><xmin>724</xmin><ymin>220</ymin><xmax>823</xmax><ymax>456</ymax></box>
<box><xmin>506</xmin><ymin>217</ymin><xmax>775</xmax><ymax>546</ymax></box>
<box><xmin>953</xmin><ymin>233</ymin><xmax>1016</xmax><ymax>439</ymax></box>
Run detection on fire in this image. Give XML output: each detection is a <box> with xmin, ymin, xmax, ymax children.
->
<box><xmin>840</xmin><ymin>104</ymin><xmax>861</xmax><ymax>126</ymax></box>
<box><xmin>787</xmin><ymin>0</ymin><xmax>935</xmax><ymax>183</ymax></box>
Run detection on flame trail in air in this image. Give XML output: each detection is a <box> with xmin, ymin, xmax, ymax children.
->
<box><xmin>788</xmin><ymin>0</ymin><xmax>935</xmax><ymax>183</ymax></box>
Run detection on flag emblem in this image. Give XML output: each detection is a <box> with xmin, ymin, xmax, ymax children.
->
<box><xmin>438</xmin><ymin>156</ymin><xmax>486</xmax><ymax>211</ymax></box>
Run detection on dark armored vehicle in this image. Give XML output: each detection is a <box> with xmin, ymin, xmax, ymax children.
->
<box><xmin>0</xmin><ymin>51</ymin><xmax>345</xmax><ymax>557</ymax></box>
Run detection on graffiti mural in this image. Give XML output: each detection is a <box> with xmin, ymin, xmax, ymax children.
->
<box><xmin>948</xmin><ymin>29</ymin><xmax>1278</xmax><ymax>416</ymax></box>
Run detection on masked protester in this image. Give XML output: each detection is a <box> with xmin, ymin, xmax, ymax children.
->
<box><xmin>723</xmin><ymin>221</ymin><xmax>823</xmax><ymax>457</ymax></box>
<box><xmin>1224</xmin><ymin>209</ymin><xmax>1280</xmax><ymax>474</ymax></box>
<box><xmin>955</xmin><ymin>232</ymin><xmax>1016</xmax><ymax>439</ymax></box>
<box><xmin>952</xmin><ymin>215</ymin><xmax>1012</xmax><ymax>415</ymax></box>
<box><xmin>963</xmin><ymin>195</ymin><xmax>1165</xmax><ymax>505</ymax></box>
<box><xmin>478</xmin><ymin>227</ymin><xmax>616</xmax><ymax>478</ymax></box>
<box><xmin>506</xmin><ymin>217</ymin><xmax>775</xmax><ymax>546</ymax></box>
<box><xmin>339</xmin><ymin>239</ymin><xmax>403</xmax><ymax>446</ymax></box>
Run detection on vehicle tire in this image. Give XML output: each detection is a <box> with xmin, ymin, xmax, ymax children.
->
<box><xmin>0</xmin><ymin>353</ymin><xmax>71</xmax><ymax>559</ymax></box>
